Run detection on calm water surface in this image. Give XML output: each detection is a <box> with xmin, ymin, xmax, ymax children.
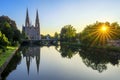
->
<box><xmin>1</xmin><ymin>45</ymin><xmax>120</xmax><ymax>80</ymax></box>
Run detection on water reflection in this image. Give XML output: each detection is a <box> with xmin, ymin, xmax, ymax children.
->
<box><xmin>1</xmin><ymin>46</ymin><xmax>41</xmax><ymax>80</ymax></box>
<box><xmin>79</xmin><ymin>47</ymin><xmax>120</xmax><ymax>72</ymax></box>
<box><xmin>1</xmin><ymin>44</ymin><xmax>120</xmax><ymax>80</ymax></box>
<box><xmin>1</xmin><ymin>50</ymin><xmax>22</xmax><ymax>80</ymax></box>
<box><xmin>56</xmin><ymin>43</ymin><xmax>120</xmax><ymax>73</ymax></box>
<box><xmin>21</xmin><ymin>46</ymin><xmax>40</xmax><ymax>74</ymax></box>
<box><xmin>56</xmin><ymin>43</ymin><xmax>79</xmax><ymax>58</ymax></box>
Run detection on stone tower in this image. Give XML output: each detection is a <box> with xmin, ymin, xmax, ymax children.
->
<box><xmin>22</xmin><ymin>9</ymin><xmax>41</xmax><ymax>40</ymax></box>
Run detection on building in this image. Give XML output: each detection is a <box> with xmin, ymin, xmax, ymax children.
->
<box><xmin>107</xmin><ymin>40</ymin><xmax>120</xmax><ymax>47</ymax></box>
<box><xmin>22</xmin><ymin>9</ymin><xmax>41</xmax><ymax>40</ymax></box>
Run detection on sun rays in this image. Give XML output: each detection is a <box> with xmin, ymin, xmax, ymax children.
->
<box><xmin>88</xmin><ymin>23</ymin><xmax>117</xmax><ymax>46</ymax></box>
<box><xmin>101</xmin><ymin>25</ymin><xmax>108</xmax><ymax>32</ymax></box>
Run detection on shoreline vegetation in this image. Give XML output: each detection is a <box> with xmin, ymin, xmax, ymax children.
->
<box><xmin>0</xmin><ymin>15</ymin><xmax>22</xmax><ymax>77</ymax></box>
<box><xmin>0</xmin><ymin>46</ymin><xmax>17</xmax><ymax>67</ymax></box>
<box><xmin>60</xmin><ymin>42</ymin><xmax>120</xmax><ymax>52</ymax></box>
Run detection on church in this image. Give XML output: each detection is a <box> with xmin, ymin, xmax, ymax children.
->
<box><xmin>22</xmin><ymin>9</ymin><xmax>41</xmax><ymax>40</ymax></box>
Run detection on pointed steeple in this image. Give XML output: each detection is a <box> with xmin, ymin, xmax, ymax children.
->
<box><xmin>25</xmin><ymin>8</ymin><xmax>30</xmax><ymax>27</ymax></box>
<box><xmin>35</xmin><ymin>10</ymin><xmax>40</xmax><ymax>27</ymax></box>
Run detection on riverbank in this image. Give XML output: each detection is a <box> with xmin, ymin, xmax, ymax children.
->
<box><xmin>0</xmin><ymin>46</ymin><xmax>18</xmax><ymax>79</ymax></box>
<box><xmin>60</xmin><ymin>42</ymin><xmax>120</xmax><ymax>52</ymax></box>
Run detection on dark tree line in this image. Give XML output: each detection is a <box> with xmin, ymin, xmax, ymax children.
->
<box><xmin>0</xmin><ymin>16</ymin><xmax>22</xmax><ymax>48</ymax></box>
<box><xmin>56</xmin><ymin>22</ymin><xmax>120</xmax><ymax>47</ymax></box>
<box><xmin>53</xmin><ymin>25</ymin><xmax>81</xmax><ymax>42</ymax></box>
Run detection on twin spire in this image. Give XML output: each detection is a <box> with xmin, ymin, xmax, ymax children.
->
<box><xmin>25</xmin><ymin>8</ymin><xmax>30</xmax><ymax>27</ymax></box>
<box><xmin>25</xmin><ymin>8</ymin><xmax>40</xmax><ymax>27</ymax></box>
<box><xmin>35</xmin><ymin>10</ymin><xmax>40</xmax><ymax>27</ymax></box>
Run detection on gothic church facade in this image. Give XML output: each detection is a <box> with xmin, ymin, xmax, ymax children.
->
<box><xmin>22</xmin><ymin>9</ymin><xmax>41</xmax><ymax>40</ymax></box>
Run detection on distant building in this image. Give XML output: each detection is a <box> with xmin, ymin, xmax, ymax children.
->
<box><xmin>107</xmin><ymin>40</ymin><xmax>120</xmax><ymax>47</ymax></box>
<box><xmin>22</xmin><ymin>9</ymin><xmax>41</xmax><ymax>40</ymax></box>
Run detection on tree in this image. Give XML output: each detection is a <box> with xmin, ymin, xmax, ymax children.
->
<box><xmin>0</xmin><ymin>31</ymin><xmax>9</xmax><ymax>47</ymax></box>
<box><xmin>0</xmin><ymin>21</ymin><xmax>14</xmax><ymax>42</ymax></box>
<box><xmin>0</xmin><ymin>16</ymin><xmax>22</xmax><ymax>45</ymax></box>
<box><xmin>13</xmin><ymin>30</ymin><xmax>22</xmax><ymax>45</ymax></box>
<box><xmin>80</xmin><ymin>22</ymin><xmax>120</xmax><ymax>46</ymax></box>
<box><xmin>54</xmin><ymin>32</ymin><xmax>59</xmax><ymax>40</ymax></box>
<box><xmin>60</xmin><ymin>25</ymin><xmax>76</xmax><ymax>41</ymax></box>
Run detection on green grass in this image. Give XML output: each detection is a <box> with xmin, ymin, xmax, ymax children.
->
<box><xmin>0</xmin><ymin>46</ymin><xmax>17</xmax><ymax>67</ymax></box>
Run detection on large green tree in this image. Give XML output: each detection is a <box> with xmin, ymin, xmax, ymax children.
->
<box><xmin>0</xmin><ymin>16</ymin><xmax>22</xmax><ymax>45</ymax></box>
<box><xmin>81</xmin><ymin>21</ymin><xmax>120</xmax><ymax>46</ymax></box>
<box><xmin>60</xmin><ymin>25</ymin><xmax>76</xmax><ymax>41</ymax></box>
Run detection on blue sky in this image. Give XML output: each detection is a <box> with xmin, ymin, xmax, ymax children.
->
<box><xmin>0</xmin><ymin>0</ymin><xmax>120</xmax><ymax>35</ymax></box>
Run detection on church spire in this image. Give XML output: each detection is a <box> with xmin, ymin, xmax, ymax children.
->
<box><xmin>35</xmin><ymin>10</ymin><xmax>40</xmax><ymax>27</ymax></box>
<box><xmin>25</xmin><ymin>8</ymin><xmax>30</xmax><ymax>27</ymax></box>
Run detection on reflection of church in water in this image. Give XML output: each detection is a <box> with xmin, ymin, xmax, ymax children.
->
<box><xmin>22</xmin><ymin>47</ymin><xmax>40</xmax><ymax>74</ymax></box>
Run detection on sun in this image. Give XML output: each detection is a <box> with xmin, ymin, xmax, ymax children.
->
<box><xmin>90</xmin><ymin>24</ymin><xmax>113</xmax><ymax>46</ymax></box>
<box><xmin>101</xmin><ymin>26</ymin><xmax>107</xmax><ymax>32</ymax></box>
<box><xmin>84</xmin><ymin>23</ymin><xmax>117</xmax><ymax>46</ymax></box>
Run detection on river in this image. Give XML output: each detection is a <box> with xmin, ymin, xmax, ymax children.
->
<box><xmin>1</xmin><ymin>45</ymin><xmax>120</xmax><ymax>80</ymax></box>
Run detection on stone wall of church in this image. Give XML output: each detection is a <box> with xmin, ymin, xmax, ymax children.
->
<box><xmin>23</xmin><ymin>25</ymin><xmax>40</xmax><ymax>40</ymax></box>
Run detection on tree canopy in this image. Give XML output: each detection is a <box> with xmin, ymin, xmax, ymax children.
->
<box><xmin>0</xmin><ymin>16</ymin><xmax>22</xmax><ymax>46</ymax></box>
<box><xmin>0</xmin><ymin>31</ymin><xmax>9</xmax><ymax>48</ymax></box>
<box><xmin>80</xmin><ymin>21</ymin><xmax>120</xmax><ymax>46</ymax></box>
<box><xmin>60</xmin><ymin>25</ymin><xmax>76</xmax><ymax>41</ymax></box>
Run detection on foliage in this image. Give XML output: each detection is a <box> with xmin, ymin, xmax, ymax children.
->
<box><xmin>60</xmin><ymin>25</ymin><xmax>76</xmax><ymax>42</ymax></box>
<box><xmin>54</xmin><ymin>32</ymin><xmax>60</xmax><ymax>40</ymax></box>
<box><xmin>80</xmin><ymin>21</ymin><xmax>120</xmax><ymax>46</ymax></box>
<box><xmin>41</xmin><ymin>34</ymin><xmax>53</xmax><ymax>39</ymax></box>
<box><xmin>0</xmin><ymin>16</ymin><xmax>22</xmax><ymax>46</ymax></box>
<box><xmin>21</xmin><ymin>31</ymin><xmax>28</xmax><ymax>39</ymax></box>
<box><xmin>0</xmin><ymin>31</ymin><xmax>9</xmax><ymax>47</ymax></box>
<box><xmin>0</xmin><ymin>46</ymin><xmax>17</xmax><ymax>67</ymax></box>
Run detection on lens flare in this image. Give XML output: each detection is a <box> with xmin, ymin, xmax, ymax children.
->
<box><xmin>101</xmin><ymin>26</ymin><xmax>107</xmax><ymax>32</ymax></box>
<box><xmin>87</xmin><ymin>24</ymin><xmax>117</xmax><ymax>46</ymax></box>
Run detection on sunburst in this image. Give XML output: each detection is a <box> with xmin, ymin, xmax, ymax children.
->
<box><xmin>89</xmin><ymin>24</ymin><xmax>117</xmax><ymax>46</ymax></box>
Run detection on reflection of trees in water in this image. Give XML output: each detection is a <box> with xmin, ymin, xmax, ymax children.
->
<box><xmin>1</xmin><ymin>50</ymin><xmax>21</xmax><ymax>80</ymax></box>
<box><xmin>56</xmin><ymin>43</ymin><xmax>79</xmax><ymax>58</ymax></box>
<box><xmin>57</xmin><ymin>43</ymin><xmax>120</xmax><ymax>72</ymax></box>
<box><xmin>79</xmin><ymin>47</ymin><xmax>120</xmax><ymax>72</ymax></box>
<box><xmin>83</xmin><ymin>59</ymin><xmax>107</xmax><ymax>72</ymax></box>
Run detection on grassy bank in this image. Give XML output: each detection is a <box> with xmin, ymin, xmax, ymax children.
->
<box><xmin>0</xmin><ymin>46</ymin><xmax>17</xmax><ymax>67</ymax></box>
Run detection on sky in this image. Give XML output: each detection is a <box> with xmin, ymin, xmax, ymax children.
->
<box><xmin>0</xmin><ymin>0</ymin><xmax>120</xmax><ymax>35</ymax></box>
